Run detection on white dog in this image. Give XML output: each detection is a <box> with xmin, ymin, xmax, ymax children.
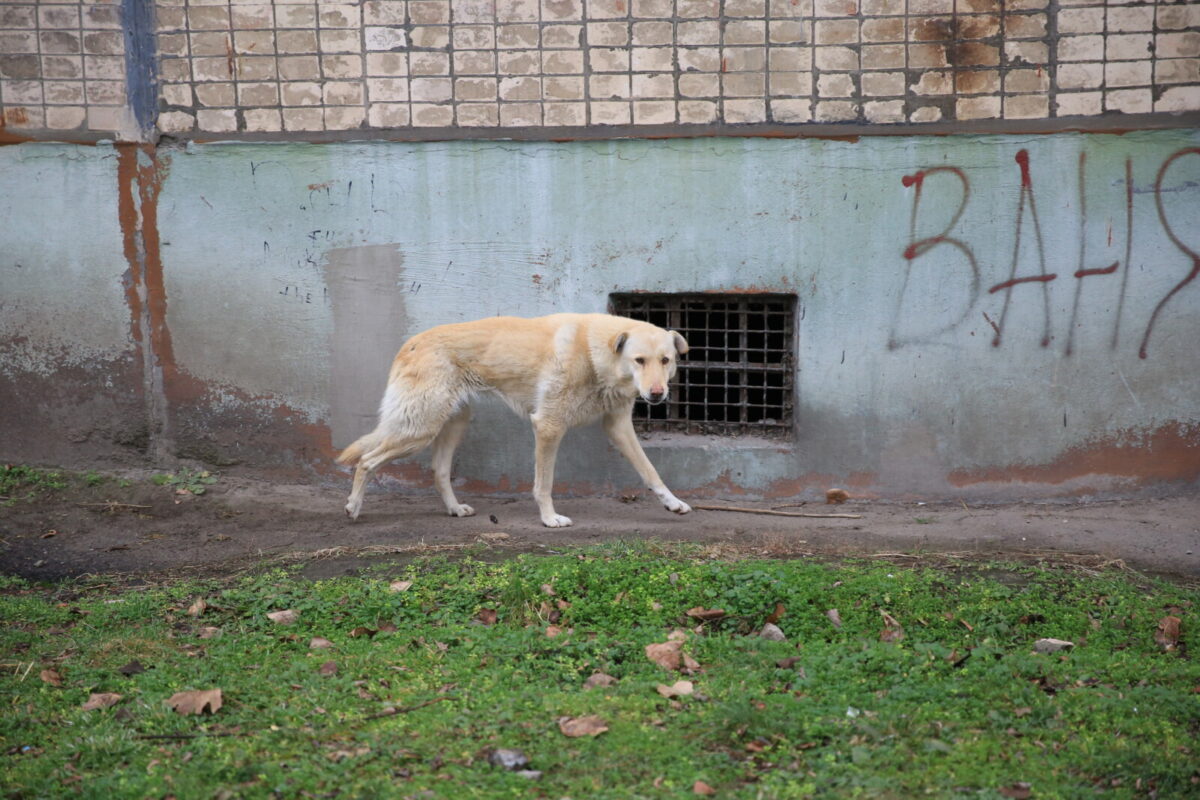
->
<box><xmin>337</xmin><ymin>313</ymin><xmax>692</xmax><ymax>527</ymax></box>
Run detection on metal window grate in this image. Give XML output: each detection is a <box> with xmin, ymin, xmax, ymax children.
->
<box><xmin>609</xmin><ymin>293</ymin><xmax>797</xmax><ymax>438</ymax></box>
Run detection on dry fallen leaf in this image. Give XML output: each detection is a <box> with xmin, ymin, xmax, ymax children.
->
<box><xmin>583</xmin><ymin>672</ymin><xmax>618</xmax><ymax>690</ymax></box>
<box><xmin>166</xmin><ymin>688</ymin><xmax>223</xmax><ymax>715</ymax></box>
<box><xmin>389</xmin><ymin>580</ymin><xmax>413</xmax><ymax>592</ymax></box>
<box><xmin>1155</xmin><ymin>616</ymin><xmax>1181</xmax><ymax>651</ymax></box>
<box><xmin>118</xmin><ymin>660</ymin><xmax>146</xmax><ymax>676</ymax></box>
<box><xmin>693</xmin><ymin>780</ymin><xmax>717</xmax><ymax>795</ymax></box>
<box><xmin>187</xmin><ymin>598</ymin><xmax>207</xmax><ymax>617</ymax></box>
<box><xmin>656</xmin><ymin>680</ymin><xmax>694</xmax><ymax>698</ymax></box>
<box><xmin>349</xmin><ymin>626</ymin><xmax>377</xmax><ymax>638</ymax></box>
<box><xmin>825</xmin><ymin>488</ymin><xmax>849</xmax><ymax>505</ymax></box>
<box><xmin>477</xmin><ymin>531</ymin><xmax>509</xmax><ymax>544</ymax></box>
<box><xmin>267</xmin><ymin>609</ymin><xmax>298</xmax><ymax>625</ymax></box>
<box><xmin>81</xmin><ymin>692</ymin><xmax>122</xmax><ymax>711</ymax></box>
<box><xmin>646</xmin><ymin>640</ymin><xmax>683</xmax><ymax>671</ymax></box>
<box><xmin>1033</xmin><ymin>638</ymin><xmax>1074</xmax><ymax>654</ymax></box>
<box><xmin>198</xmin><ymin>626</ymin><xmax>222</xmax><ymax>639</ymax></box>
<box><xmin>765</xmin><ymin>602</ymin><xmax>786</xmax><ymax>625</ymax></box>
<box><xmin>541</xmin><ymin>583</ymin><xmax>556</xmax><ymax>596</ymax></box>
<box><xmin>476</xmin><ymin>608</ymin><xmax>498</xmax><ymax>626</ymax></box>
<box><xmin>39</xmin><ymin>668</ymin><xmax>63</xmax><ymax>687</ymax></box>
<box><xmin>558</xmin><ymin>715</ymin><xmax>608</xmax><ymax>738</ymax></box>
<box><xmin>880</xmin><ymin>610</ymin><xmax>905</xmax><ymax>643</ymax></box>
<box><xmin>545</xmin><ymin>625</ymin><xmax>566</xmax><ymax>638</ymax></box>
<box><xmin>327</xmin><ymin>746</ymin><xmax>370</xmax><ymax>762</ymax></box>
<box><xmin>309</xmin><ymin>637</ymin><xmax>334</xmax><ymax>650</ymax></box>
<box><xmin>686</xmin><ymin>607</ymin><xmax>726</xmax><ymax>621</ymax></box>
<box><xmin>998</xmin><ymin>783</ymin><xmax>1032</xmax><ymax>799</ymax></box>
<box><xmin>319</xmin><ymin>661</ymin><xmax>338</xmax><ymax>676</ymax></box>
<box><xmin>826</xmin><ymin>609</ymin><xmax>843</xmax><ymax>629</ymax></box>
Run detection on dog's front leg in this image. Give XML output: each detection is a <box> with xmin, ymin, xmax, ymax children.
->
<box><xmin>603</xmin><ymin>409</ymin><xmax>691</xmax><ymax>515</ymax></box>
<box><xmin>531</xmin><ymin>415</ymin><xmax>571</xmax><ymax>527</ymax></box>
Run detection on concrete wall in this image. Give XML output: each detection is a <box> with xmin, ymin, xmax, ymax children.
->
<box><xmin>2</xmin><ymin>129</ymin><xmax>1198</xmax><ymax>498</ymax></box>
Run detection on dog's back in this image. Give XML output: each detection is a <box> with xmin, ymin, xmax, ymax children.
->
<box><xmin>337</xmin><ymin>315</ymin><xmax>572</xmax><ymax>466</ymax></box>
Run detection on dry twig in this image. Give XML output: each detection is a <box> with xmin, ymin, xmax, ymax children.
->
<box><xmin>693</xmin><ymin>503</ymin><xmax>862</xmax><ymax>519</ymax></box>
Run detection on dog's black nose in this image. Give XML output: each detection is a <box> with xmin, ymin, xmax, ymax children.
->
<box><xmin>648</xmin><ymin>391</ymin><xmax>665</xmax><ymax>404</ymax></box>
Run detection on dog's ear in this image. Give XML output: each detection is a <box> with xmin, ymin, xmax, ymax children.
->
<box><xmin>613</xmin><ymin>331</ymin><xmax>629</xmax><ymax>354</ymax></box>
<box><xmin>671</xmin><ymin>330</ymin><xmax>689</xmax><ymax>355</ymax></box>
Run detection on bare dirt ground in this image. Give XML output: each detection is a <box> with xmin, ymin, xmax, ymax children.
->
<box><xmin>2</xmin><ymin>471</ymin><xmax>1199</xmax><ymax>580</ymax></box>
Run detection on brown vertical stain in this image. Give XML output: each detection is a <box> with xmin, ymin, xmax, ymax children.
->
<box><xmin>117</xmin><ymin>143</ymin><xmax>179</xmax><ymax>460</ymax></box>
<box><xmin>116</xmin><ymin>145</ymin><xmax>145</xmax><ymax>349</ymax></box>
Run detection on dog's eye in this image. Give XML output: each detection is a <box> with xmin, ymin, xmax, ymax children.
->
<box><xmin>634</xmin><ymin>357</ymin><xmax>645</xmax><ymax>365</ymax></box>
<box><xmin>661</xmin><ymin>357</ymin><xmax>669</xmax><ymax>365</ymax></box>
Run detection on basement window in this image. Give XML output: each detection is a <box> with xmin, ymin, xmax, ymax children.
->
<box><xmin>609</xmin><ymin>293</ymin><xmax>797</xmax><ymax>438</ymax></box>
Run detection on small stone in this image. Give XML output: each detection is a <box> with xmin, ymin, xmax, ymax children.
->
<box><xmin>759</xmin><ymin>623</ymin><xmax>787</xmax><ymax>641</ymax></box>
<box><xmin>515</xmin><ymin>770</ymin><xmax>543</xmax><ymax>780</ymax></box>
<box><xmin>488</xmin><ymin>749</ymin><xmax>529</xmax><ymax>770</ymax></box>
<box><xmin>1033</xmin><ymin>638</ymin><xmax>1074</xmax><ymax>654</ymax></box>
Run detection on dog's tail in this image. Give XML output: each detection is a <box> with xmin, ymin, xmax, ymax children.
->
<box><xmin>335</xmin><ymin>431</ymin><xmax>380</xmax><ymax>466</ymax></box>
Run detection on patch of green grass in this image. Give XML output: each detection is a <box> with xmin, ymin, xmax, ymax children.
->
<box><xmin>151</xmin><ymin>469</ymin><xmax>218</xmax><ymax>496</ymax></box>
<box><xmin>1</xmin><ymin>553</ymin><xmax>1197</xmax><ymax>798</ymax></box>
<box><xmin>0</xmin><ymin>465</ymin><xmax>68</xmax><ymax>505</ymax></box>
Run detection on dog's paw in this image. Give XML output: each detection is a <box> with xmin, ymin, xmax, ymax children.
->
<box><xmin>344</xmin><ymin>502</ymin><xmax>361</xmax><ymax>521</ymax></box>
<box><xmin>665</xmin><ymin>498</ymin><xmax>691</xmax><ymax>515</ymax></box>
<box><xmin>447</xmin><ymin>504</ymin><xmax>476</xmax><ymax>517</ymax></box>
<box><xmin>542</xmin><ymin>514</ymin><xmax>573</xmax><ymax>528</ymax></box>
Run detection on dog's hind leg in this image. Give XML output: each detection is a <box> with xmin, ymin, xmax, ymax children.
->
<box><xmin>344</xmin><ymin>434</ymin><xmax>436</xmax><ymax>520</ymax></box>
<box><xmin>430</xmin><ymin>405</ymin><xmax>475</xmax><ymax>517</ymax></box>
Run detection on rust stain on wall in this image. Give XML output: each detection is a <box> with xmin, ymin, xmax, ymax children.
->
<box><xmin>948</xmin><ymin>423</ymin><xmax>1200</xmax><ymax>488</ymax></box>
<box><xmin>117</xmin><ymin>145</ymin><xmax>146</xmax><ymax>348</ymax></box>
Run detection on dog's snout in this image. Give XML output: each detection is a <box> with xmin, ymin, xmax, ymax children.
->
<box><xmin>648</xmin><ymin>389</ymin><xmax>666</xmax><ymax>405</ymax></box>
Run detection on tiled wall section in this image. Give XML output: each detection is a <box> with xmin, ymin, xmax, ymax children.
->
<box><xmin>1</xmin><ymin>0</ymin><xmax>1198</xmax><ymax>137</ymax></box>
<box><xmin>0</xmin><ymin>0</ymin><xmax>127</xmax><ymax>133</ymax></box>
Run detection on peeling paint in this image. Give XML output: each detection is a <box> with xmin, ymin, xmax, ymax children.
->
<box><xmin>948</xmin><ymin>422</ymin><xmax>1200</xmax><ymax>490</ymax></box>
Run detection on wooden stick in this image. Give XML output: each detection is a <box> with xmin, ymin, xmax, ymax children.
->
<box><xmin>363</xmin><ymin>695</ymin><xmax>453</xmax><ymax>720</ymax></box>
<box><xmin>692</xmin><ymin>503</ymin><xmax>861</xmax><ymax>519</ymax></box>
<box><xmin>135</xmin><ymin>732</ymin><xmax>246</xmax><ymax>740</ymax></box>
<box><xmin>77</xmin><ymin>502</ymin><xmax>152</xmax><ymax>510</ymax></box>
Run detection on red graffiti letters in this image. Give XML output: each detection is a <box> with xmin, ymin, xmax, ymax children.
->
<box><xmin>1139</xmin><ymin>148</ymin><xmax>1200</xmax><ymax>360</ymax></box>
<box><xmin>888</xmin><ymin>167</ymin><xmax>978</xmax><ymax>351</ymax></box>
<box><xmin>892</xmin><ymin>147</ymin><xmax>1198</xmax><ymax>359</ymax></box>
<box><xmin>988</xmin><ymin>150</ymin><xmax>1056</xmax><ymax>349</ymax></box>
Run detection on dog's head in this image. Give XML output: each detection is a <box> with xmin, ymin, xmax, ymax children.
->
<box><xmin>613</xmin><ymin>324</ymin><xmax>689</xmax><ymax>405</ymax></box>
